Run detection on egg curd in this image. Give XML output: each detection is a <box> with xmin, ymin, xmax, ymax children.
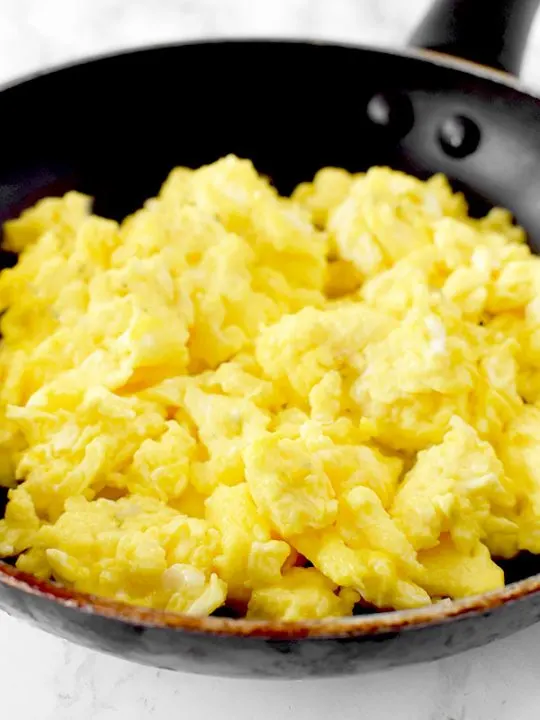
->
<box><xmin>0</xmin><ymin>156</ymin><xmax>538</xmax><ymax>621</ymax></box>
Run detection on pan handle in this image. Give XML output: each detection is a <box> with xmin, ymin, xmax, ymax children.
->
<box><xmin>410</xmin><ymin>0</ymin><xmax>540</xmax><ymax>76</ymax></box>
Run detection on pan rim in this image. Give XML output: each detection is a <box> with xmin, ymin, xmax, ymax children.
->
<box><xmin>1</xmin><ymin>558</ymin><xmax>539</xmax><ymax>638</ymax></box>
<box><xmin>0</xmin><ymin>37</ymin><xmax>538</xmax><ymax>100</ymax></box>
<box><xmin>1</xmin><ymin>36</ymin><xmax>539</xmax><ymax>640</ymax></box>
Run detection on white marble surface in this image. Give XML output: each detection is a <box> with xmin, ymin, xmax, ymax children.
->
<box><xmin>2</xmin><ymin>0</ymin><xmax>540</xmax><ymax>718</ymax></box>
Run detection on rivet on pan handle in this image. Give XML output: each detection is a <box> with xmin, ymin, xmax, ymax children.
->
<box><xmin>409</xmin><ymin>0</ymin><xmax>540</xmax><ymax>77</ymax></box>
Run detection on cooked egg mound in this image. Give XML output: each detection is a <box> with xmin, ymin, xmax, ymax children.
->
<box><xmin>1</xmin><ymin>155</ymin><xmax>540</xmax><ymax>620</ymax></box>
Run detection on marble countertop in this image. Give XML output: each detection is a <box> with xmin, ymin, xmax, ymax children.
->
<box><xmin>2</xmin><ymin>0</ymin><xmax>540</xmax><ymax>718</ymax></box>
<box><xmin>3</xmin><ymin>610</ymin><xmax>540</xmax><ymax>720</ymax></box>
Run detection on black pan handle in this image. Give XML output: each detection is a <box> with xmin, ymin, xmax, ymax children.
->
<box><xmin>410</xmin><ymin>0</ymin><xmax>540</xmax><ymax>76</ymax></box>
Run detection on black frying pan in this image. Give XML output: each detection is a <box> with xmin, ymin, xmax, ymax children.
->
<box><xmin>1</xmin><ymin>0</ymin><xmax>540</xmax><ymax>679</ymax></box>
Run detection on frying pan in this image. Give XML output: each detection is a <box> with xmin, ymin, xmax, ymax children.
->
<box><xmin>1</xmin><ymin>0</ymin><xmax>540</xmax><ymax>679</ymax></box>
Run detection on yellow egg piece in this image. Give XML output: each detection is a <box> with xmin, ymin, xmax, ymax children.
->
<box><xmin>0</xmin><ymin>156</ymin><xmax>537</xmax><ymax>619</ymax></box>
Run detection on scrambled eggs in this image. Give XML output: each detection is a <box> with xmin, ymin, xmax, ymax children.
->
<box><xmin>0</xmin><ymin>155</ymin><xmax>539</xmax><ymax>620</ymax></box>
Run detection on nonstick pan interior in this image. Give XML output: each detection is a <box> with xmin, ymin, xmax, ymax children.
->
<box><xmin>1</xmin><ymin>39</ymin><xmax>540</xmax><ymax>583</ymax></box>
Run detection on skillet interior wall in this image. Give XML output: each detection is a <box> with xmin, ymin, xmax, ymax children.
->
<box><xmin>0</xmin><ymin>44</ymin><xmax>539</xmax><ymax>233</ymax></box>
